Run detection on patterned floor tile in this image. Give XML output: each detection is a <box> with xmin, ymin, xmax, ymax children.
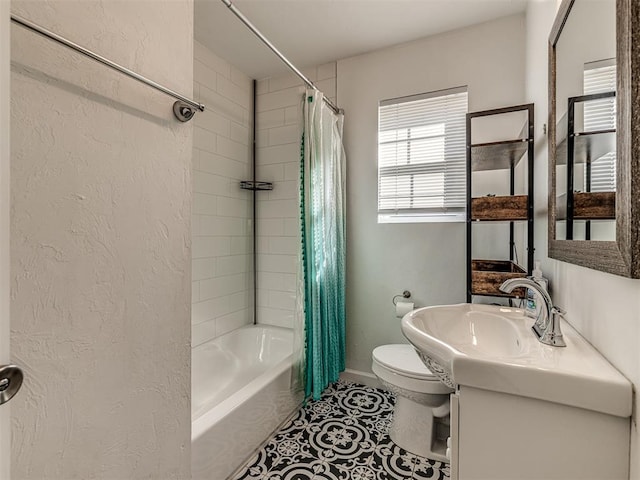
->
<box><xmin>232</xmin><ymin>381</ymin><xmax>449</xmax><ymax>480</ymax></box>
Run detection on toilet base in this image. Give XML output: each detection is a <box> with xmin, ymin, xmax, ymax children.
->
<box><xmin>390</xmin><ymin>395</ymin><xmax>449</xmax><ymax>463</ymax></box>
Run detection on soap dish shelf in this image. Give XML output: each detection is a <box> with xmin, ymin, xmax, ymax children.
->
<box><xmin>240</xmin><ymin>181</ymin><xmax>274</xmax><ymax>191</ymax></box>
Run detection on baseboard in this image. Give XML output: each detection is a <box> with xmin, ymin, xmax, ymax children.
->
<box><xmin>340</xmin><ymin>368</ymin><xmax>385</xmax><ymax>390</ymax></box>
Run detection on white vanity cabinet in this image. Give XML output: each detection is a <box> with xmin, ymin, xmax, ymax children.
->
<box><xmin>401</xmin><ymin>304</ymin><xmax>633</xmax><ymax>479</ymax></box>
<box><xmin>449</xmin><ymin>386</ymin><xmax>630</xmax><ymax>480</ymax></box>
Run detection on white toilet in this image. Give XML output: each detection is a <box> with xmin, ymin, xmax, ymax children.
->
<box><xmin>372</xmin><ymin>344</ymin><xmax>453</xmax><ymax>462</ymax></box>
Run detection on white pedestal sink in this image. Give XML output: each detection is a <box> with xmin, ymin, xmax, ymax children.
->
<box><xmin>401</xmin><ymin>303</ymin><xmax>632</xmax><ymax>480</ymax></box>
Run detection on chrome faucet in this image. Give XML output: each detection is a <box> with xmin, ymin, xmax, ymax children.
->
<box><xmin>499</xmin><ymin>278</ymin><xmax>566</xmax><ymax>347</ymax></box>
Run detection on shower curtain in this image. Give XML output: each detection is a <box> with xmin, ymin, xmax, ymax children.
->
<box><xmin>294</xmin><ymin>89</ymin><xmax>346</xmax><ymax>401</ymax></box>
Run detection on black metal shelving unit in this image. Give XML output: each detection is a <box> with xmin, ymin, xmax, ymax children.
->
<box><xmin>466</xmin><ymin>103</ymin><xmax>535</xmax><ymax>302</ymax></box>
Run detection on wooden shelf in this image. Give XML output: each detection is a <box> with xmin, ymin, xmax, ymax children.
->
<box><xmin>471</xmin><ymin>259</ymin><xmax>527</xmax><ymax>297</ymax></box>
<box><xmin>556</xmin><ymin>129</ymin><xmax>616</xmax><ymax>165</ymax></box>
<box><xmin>470</xmin><ymin>139</ymin><xmax>529</xmax><ymax>171</ymax></box>
<box><xmin>471</xmin><ymin>195</ymin><xmax>528</xmax><ymax>221</ymax></box>
<box><xmin>556</xmin><ymin>191</ymin><xmax>616</xmax><ymax>220</ymax></box>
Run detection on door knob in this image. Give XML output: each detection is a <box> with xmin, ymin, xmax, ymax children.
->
<box><xmin>0</xmin><ymin>365</ymin><xmax>23</xmax><ymax>406</ymax></box>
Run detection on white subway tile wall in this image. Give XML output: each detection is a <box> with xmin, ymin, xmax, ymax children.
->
<box><xmin>192</xmin><ymin>41</ymin><xmax>253</xmax><ymax>348</ymax></box>
<box><xmin>255</xmin><ymin>64</ymin><xmax>337</xmax><ymax>329</ymax></box>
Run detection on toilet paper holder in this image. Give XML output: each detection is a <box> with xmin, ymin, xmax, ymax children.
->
<box><xmin>392</xmin><ymin>290</ymin><xmax>411</xmax><ymax>306</ymax></box>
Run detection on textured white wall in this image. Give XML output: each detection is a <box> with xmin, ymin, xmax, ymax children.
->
<box><xmin>255</xmin><ymin>65</ymin><xmax>337</xmax><ymax>329</ymax></box>
<box><xmin>525</xmin><ymin>2</ymin><xmax>640</xmax><ymax>477</ymax></box>
<box><xmin>337</xmin><ymin>14</ymin><xmax>527</xmax><ymax>373</ymax></box>
<box><xmin>192</xmin><ymin>41</ymin><xmax>253</xmax><ymax>347</ymax></box>
<box><xmin>10</xmin><ymin>1</ymin><xmax>192</xmax><ymax>478</ymax></box>
<box><xmin>0</xmin><ymin>3</ymin><xmax>10</xmax><ymax>478</ymax></box>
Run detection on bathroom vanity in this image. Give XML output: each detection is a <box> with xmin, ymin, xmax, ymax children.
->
<box><xmin>449</xmin><ymin>386</ymin><xmax>629</xmax><ymax>479</ymax></box>
<box><xmin>402</xmin><ymin>303</ymin><xmax>632</xmax><ymax>480</ymax></box>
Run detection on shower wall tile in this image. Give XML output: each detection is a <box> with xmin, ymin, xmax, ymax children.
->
<box><xmin>255</xmin><ymin>64</ymin><xmax>336</xmax><ymax>330</ymax></box>
<box><xmin>259</xmin><ymin>308</ymin><xmax>295</xmax><ymax>329</ymax></box>
<box><xmin>192</xmin><ymin>320</ymin><xmax>218</xmax><ymax>349</ymax></box>
<box><xmin>256</xmin><ymin>86</ymin><xmax>305</xmax><ymax>113</ymax></box>
<box><xmin>230</xmin><ymin>66</ymin><xmax>251</xmax><ymax>92</ymax></box>
<box><xmin>197</xmin><ymin>109</ymin><xmax>230</xmax><ymax>137</ymax></box>
<box><xmin>193</xmin><ymin>258</ymin><xmax>216</xmax><ymax>281</ymax></box>
<box><xmin>267</xmin><ymin>181</ymin><xmax>298</xmax><ymax>201</ymax></box>
<box><xmin>229</xmin><ymin>122</ymin><xmax>250</xmax><ymax>146</ymax></box>
<box><xmin>260</xmin><ymin>254</ymin><xmax>297</xmax><ymax>274</ymax></box>
<box><xmin>267</xmin><ymin>67</ymin><xmax>317</xmax><ymax>93</ymax></box>
<box><xmin>257</xmin><ymin>109</ymin><xmax>285</xmax><ymax>130</ymax></box>
<box><xmin>257</xmin><ymin>163</ymin><xmax>286</xmax><ymax>182</ymax></box>
<box><xmin>283</xmin><ymin>218</ymin><xmax>300</xmax><ymax>236</ymax></box>
<box><xmin>192</xmin><ymin>41</ymin><xmax>253</xmax><ymax>347</ymax></box>
<box><xmin>256</xmin><ymin>79</ymin><xmax>269</xmax><ymax>96</ymax></box>
<box><xmin>267</xmin><ymin>124</ymin><xmax>300</xmax><ymax>146</ymax></box>
<box><xmin>259</xmin><ymin>143</ymin><xmax>301</xmax><ymax>165</ymax></box>
<box><xmin>230</xmin><ymin>236</ymin><xmax>252</xmax><ymax>255</ymax></box>
<box><xmin>314</xmin><ymin>78</ymin><xmax>337</xmax><ymax>98</ymax></box>
<box><xmin>194</xmin><ymin>60</ymin><xmax>218</xmax><ymax>91</ymax></box>
<box><xmin>199</xmin><ymin>84</ymin><xmax>245</xmax><ymax>124</ymax></box>
<box><xmin>217</xmin><ymin>254</ymin><xmax>250</xmax><ymax>276</ymax></box>
<box><xmin>217</xmin><ymin>137</ymin><xmax>249</xmax><ymax>164</ymax></box>
<box><xmin>193</xmin><ymin>193</ymin><xmax>218</xmax><ymax>215</ymax></box>
<box><xmin>195</xmin><ymin>41</ymin><xmax>231</xmax><ymax>80</ymax></box>
<box><xmin>257</xmin><ymin>202</ymin><xmax>296</xmax><ymax>220</ymax></box>
<box><xmin>284</xmin><ymin>106</ymin><xmax>299</xmax><ymax>126</ymax></box>
<box><xmin>283</xmin><ymin>164</ymin><xmax>299</xmax><ymax>182</ymax></box>
<box><xmin>216</xmin><ymin>309</ymin><xmax>251</xmax><ymax>338</ymax></box>
<box><xmin>218</xmin><ymin>74</ymin><xmax>251</xmax><ymax>110</ymax></box>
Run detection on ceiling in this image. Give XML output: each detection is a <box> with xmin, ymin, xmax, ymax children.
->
<box><xmin>195</xmin><ymin>0</ymin><xmax>528</xmax><ymax>79</ymax></box>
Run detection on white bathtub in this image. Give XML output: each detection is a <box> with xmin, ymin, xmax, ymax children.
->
<box><xmin>191</xmin><ymin>325</ymin><xmax>303</xmax><ymax>480</ymax></box>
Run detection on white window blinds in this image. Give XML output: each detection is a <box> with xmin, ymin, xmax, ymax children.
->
<box><xmin>583</xmin><ymin>61</ymin><xmax>616</xmax><ymax>192</ymax></box>
<box><xmin>377</xmin><ymin>87</ymin><xmax>468</xmax><ymax>222</ymax></box>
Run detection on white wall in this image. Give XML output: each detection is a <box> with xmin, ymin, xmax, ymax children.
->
<box><xmin>255</xmin><ymin>65</ymin><xmax>337</xmax><ymax>329</ymax></box>
<box><xmin>525</xmin><ymin>2</ymin><xmax>640</xmax><ymax>478</ymax></box>
<box><xmin>10</xmin><ymin>1</ymin><xmax>192</xmax><ymax>477</ymax></box>
<box><xmin>338</xmin><ymin>14</ymin><xmax>527</xmax><ymax>373</ymax></box>
<box><xmin>192</xmin><ymin>41</ymin><xmax>253</xmax><ymax>348</ymax></box>
<box><xmin>0</xmin><ymin>3</ymin><xmax>10</xmax><ymax>478</ymax></box>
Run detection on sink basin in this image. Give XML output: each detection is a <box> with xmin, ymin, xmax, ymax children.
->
<box><xmin>408</xmin><ymin>305</ymin><xmax>526</xmax><ymax>358</ymax></box>
<box><xmin>402</xmin><ymin>303</ymin><xmax>632</xmax><ymax>418</ymax></box>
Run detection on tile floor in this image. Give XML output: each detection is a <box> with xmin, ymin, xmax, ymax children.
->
<box><xmin>232</xmin><ymin>381</ymin><xmax>450</xmax><ymax>480</ymax></box>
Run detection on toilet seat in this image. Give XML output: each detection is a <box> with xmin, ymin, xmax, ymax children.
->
<box><xmin>372</xmin><ymin>344</ymin><xmax>452</xmax><ymax>395</ymax></box>
<box><xmin>373</xmin><ymin>344</ymin><xmax>437</xmax><ymax>380</ymax></box>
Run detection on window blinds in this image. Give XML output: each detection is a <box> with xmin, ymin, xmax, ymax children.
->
<box><xmin>583</xmin><ymin>61</ymin><xmax>616</xmax><ymax>192</ymax></box>
<box><xmin>377</xmin><ymin>87</ymin><xmax>468</xmax><ymax>220</ymax></box>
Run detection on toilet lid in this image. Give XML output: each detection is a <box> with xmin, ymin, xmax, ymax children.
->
<box><xmin>372</xmin><ymin>344</ymin><xmax>437</xmax><ymax>380</ymax></box>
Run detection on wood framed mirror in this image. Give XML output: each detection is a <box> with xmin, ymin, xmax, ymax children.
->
<box><xmin>548</xmin><ymin>0</ymin><xmax>640</xmax><ymax>278</ymax></box>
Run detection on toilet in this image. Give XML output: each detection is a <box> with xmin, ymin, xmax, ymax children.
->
<box><xmin>372</xmin><ymin>344</ymin><xmax>453</xmax><ymax>462</ymax></box>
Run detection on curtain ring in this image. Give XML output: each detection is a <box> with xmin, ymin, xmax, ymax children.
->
<box><xmin>392</xmin><ymin>290</ymin><xmax>411</xmax><ymax>306</ymax></box>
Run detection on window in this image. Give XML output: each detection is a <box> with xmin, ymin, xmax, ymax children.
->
<box><xmin>377</xmin><ymin>87</ymin><xmax>468</xmax><ymax>223</ymax></box>
<box><xmin>583</xmin><ymin>60</ymin><xmax>616</xmax><ymax>192</ymax></box>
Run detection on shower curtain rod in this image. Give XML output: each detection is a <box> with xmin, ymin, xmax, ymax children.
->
<box><xmin>220</xmin><ymin>0</ymin><xmax>343</xmax><ymax>115</ymax></box>
<box><xmin>10</xmin><ymin>14</ymin><xmax>205</xmax><ymax>122</ymax></box>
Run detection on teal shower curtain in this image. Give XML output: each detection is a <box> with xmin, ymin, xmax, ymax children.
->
<box><xmin>297</xmin><ymin>89</ymin><xmax>346</xmax><ymax>400</ymax></box>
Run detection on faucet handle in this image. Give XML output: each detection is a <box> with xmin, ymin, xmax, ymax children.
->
<box><xmin>552</xmin><ymin>306</ymin><xmax>566</xmax><ymax>316</ymax></box>
<box><xmin>540</xmin><ymin>306</ymin><xmax>567</xmax><ymax>347</ymax></box>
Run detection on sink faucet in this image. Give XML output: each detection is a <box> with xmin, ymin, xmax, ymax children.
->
<box><xmin>499</xmin><ymin>278</ymin><xmax>566</xmax><ymax>347</ymax></box>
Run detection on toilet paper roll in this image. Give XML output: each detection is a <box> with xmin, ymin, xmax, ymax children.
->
<box><xmin>395</xmin><ymin>301</ymin><xmax>415</xmax><ymax>318</ymax></box>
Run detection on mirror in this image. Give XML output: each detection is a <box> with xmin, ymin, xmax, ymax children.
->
<box><xmin>549</xmin><ymin>0</ymin><xmax>640</xmax><ymax>277</ymax></box>
<box><xmin>554</xmin><ymin>0</ymin><xmax>616</xmax><ymax>242</ymax></box>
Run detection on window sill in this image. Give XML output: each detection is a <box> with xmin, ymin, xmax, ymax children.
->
<box><xmin>378</xmin><ymin>214</ymin><xmax>465</xmax><ymax>224</ymax></box>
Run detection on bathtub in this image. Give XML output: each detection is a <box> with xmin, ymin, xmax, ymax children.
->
<box><xmin>191</xmin><ymin>325</ymin><xmax>303</xmax><ymax>480</ymax></box>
